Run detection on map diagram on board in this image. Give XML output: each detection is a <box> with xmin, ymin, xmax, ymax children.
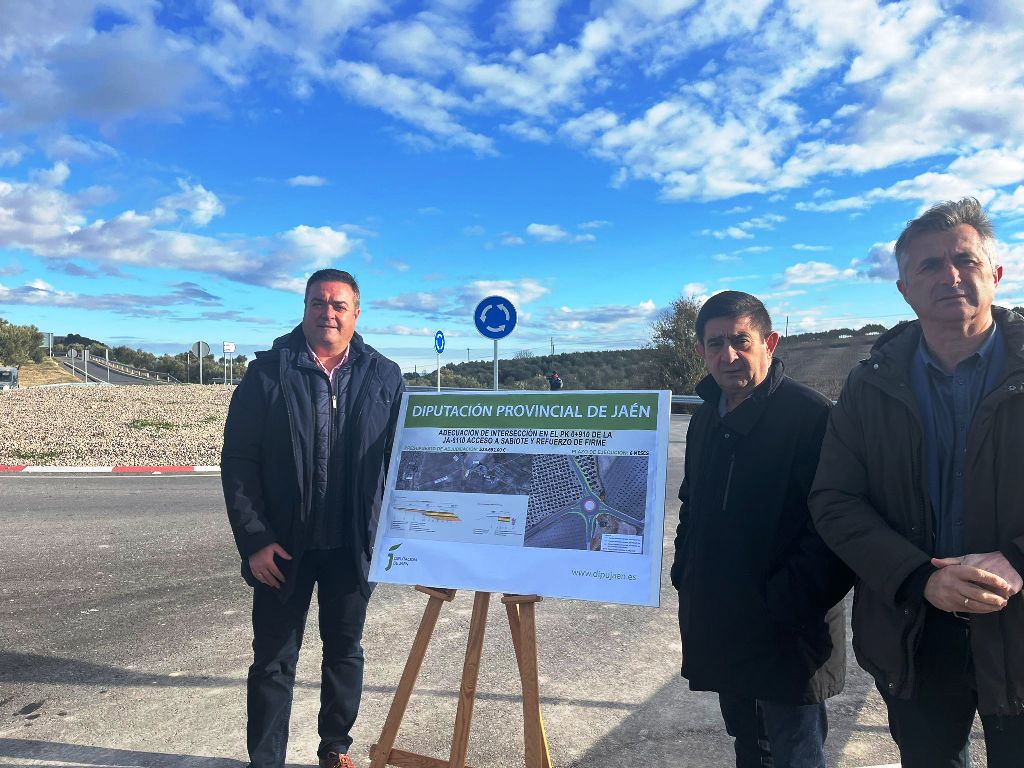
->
<box><xmin>389</xmin><ymin>450</ymin><xmax>649</xmax><ymax>553</ymax></box>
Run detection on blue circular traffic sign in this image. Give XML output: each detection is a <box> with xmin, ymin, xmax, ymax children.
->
<box><xmin>474</xmin><ymin>296</ymin><xmax>517</xmax><ymax>340</ymax></box>
<box><xmin>434</xmin><ymin>330</ymin><xmax>445</xmax><ymax>355</ymax></box>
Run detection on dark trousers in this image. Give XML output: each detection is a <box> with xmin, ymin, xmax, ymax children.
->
<box><xmin>247</xmin><ymin>550</ymin><xmax>370</xmax><ymax>768</ymax></box>
<box><xmin>718</xmin><ymin>693</ymin><xmax>828</xmax><ymax>768</ymax></box>
<box><xmin>880</xmin><ymin>606</ymin><xmax>1024</xmax><ymax>768</ymax></box>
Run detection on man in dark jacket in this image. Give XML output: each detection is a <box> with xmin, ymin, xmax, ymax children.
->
<box><xmin>672</xmin><ymin>291</ymin><xmax>851</xmax><ymax>768</ymax></box>
<box><xmin>222</xmin><ymin>269</ymin><xmax>404</xmax><ymax>768</ymax></box>
<box><xmin>811</xmin><ymin>199</ymin><xmax>1024</xmax><ymax>767</ymax></box>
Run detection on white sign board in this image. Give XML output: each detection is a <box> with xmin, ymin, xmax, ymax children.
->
<box><xmin>369</xmin><ymin>390</ymin><xmax>671</xmax><ymax>607</ymax></box>
<box><xmin>223</xmin><ymin>341</ymin><xmax>236</xmax><ymax>354</ymax></box>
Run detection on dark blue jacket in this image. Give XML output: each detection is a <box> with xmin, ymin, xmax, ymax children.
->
<box><xmin>672</xmin><ymin>359</ymin><xmax>852</xmax><ymax>704</ymax></box>
<box><xmin>221</xmin><ymin>326</ymin><xmax>404</xmax><ymax>601</ymax></box>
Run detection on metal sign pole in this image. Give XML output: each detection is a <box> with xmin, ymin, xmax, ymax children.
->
<box><xmin>199</xmin><ymin>354</ymin><xmax>203</xmax><ymax>385</ymax></box>
<box><xmin>493</xmin><ymin>340</ymin><xmax>498</xmax><ymax>391</ymax></box>
<box><xmin>106</xmin><ymin>348</ymin><xmax>110</xmax><ymax>383</ymax></box>
<box><xmin>84</xmin><ymin>349</ymin><xmax>89</xmax><ymax>381</ymax></box>
<box><xmin>437</xmin><ymin>353</ymin><xmax>441</xmax><ymax>392</ymax></box>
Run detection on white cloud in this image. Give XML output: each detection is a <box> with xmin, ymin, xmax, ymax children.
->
<box><xmin>288</xmin><ymin>175</ymin><xmax>329</xmax><ymax>187</ymax></box>
<box><xmin>41</xmin><ymin>134</ymin><xmax>117</xmax><ymax>162</ymax></box>
<box><xmin>373</xmin><ymin>14</ymin><xmax>470</xmax><ymax>77</ymax></box>
<box><xmin>282</xmin><ymin>225</ymin><xmax>356</xmax><ymax>263</ymax></box>
<box><xmin>526</xmin><ymin>223</ymin><xmax>570</xmax><ymax>242</ymax></box>
<box><xmin>781</xmin><ymin>260</ymin><xmax>857</xmax><ymax>286</ymax></box>
<box><xmin>701</xmin><ymin>213</ymin><xmax>784</xmax><ymax>240</ymax></box>
<box><xmin>501</xmin><ymin>235</ymin><xmax>525</xmax><ymax>246</ymax></box>
<box><xmin>0</xmin><ymin>171</ymin><xmax>365</xmax><ymax>291</ymax></box>
<box><xmin>327</xmin><ymin>61</ymin><xmax>495</xmax><ymax>156</ymax></box>
<box><xmin>702</xmin><ymin>226</ymin><xmax>753</xmax><ymax>240</ymax></box>
<box><xmin>156</xmin><ymin>180</ymin><xmax>225</xmax><ymax>227</ymax></box>
<box><xmin>31</xmin><ymin>162</ymin><xmax>71</xmax><ymax>187</ymax></box>
<box><xmin>373</xmin><ymin>292</ymin><xmax>449</xmax><ymax>313</ymax></box>
<box><xmin>579</xmin><ymin>219</ymin><xmax>610</xmax><ymax>229</ymax></box>
<box><xmin>854</xmin><ymin>241</ymin><xmax>898</xmax><ymax>281</ymax></box>
<box><xmin>501</xmin><ymin>120</ymin><xmax>552</xmax><ymax>143</ymax></box>
<box><xmin>683</xmin><ymin>282</ymin><xmax>706</xmax><ymax>295</ymax></box>
<box><xmin>792</xmin><ymin>243</ymin><xmax>830</xmax><ymax>252</ymax></box>
<box><xmin>361</xmin><ymin>325</ymin><xmax>437</xmax><ymax>337</ymax></box>
<box><xmin>525</xmin><ymin>223</ymin><xmax>594</xmax><ymax>243</ymax></box>
<box><xmin>547</xmin><ymin>299</ymin><xmax>657</xmax><ymax>330</ymax></box>
<box><xmin>463</xmin><ymin>224</ymin><xmax>485</xmax><ymax>236</ymax></box>
<box><xmin>0</xmin><ymin>149</ymin><xmax>24</xmax><ymax>168</ymax></box>
<box><xmin>502</xmin><ymin>0</ymin><xmax>568</xmax><ymax>47</ymax></box>
<box><xmin>458</xmin><ymin>278</ymin><xmax>549</xmax><ymax>306</ymax></box>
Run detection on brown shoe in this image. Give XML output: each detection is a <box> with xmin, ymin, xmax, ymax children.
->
<box><xmin>319</xmin><ymin>752</ymin><xmax>355</xmax><ymax>768</ymax></box>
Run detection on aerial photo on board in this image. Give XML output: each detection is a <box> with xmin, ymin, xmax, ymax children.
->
<box><xmin>392</xmin><ymin>450</ymin><xmax>649</xmax><ymax>553</ymax></box>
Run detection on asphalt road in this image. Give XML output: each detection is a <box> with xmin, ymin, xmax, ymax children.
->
<box><xmin>0</xmin><ymin>416</ymin><xmax>965</xmax><ymax>767</ymax></box>
<box><xmin>59</xmin><ymin>359</ymin><xmax>159</xmax><ymax>386</ymax></box>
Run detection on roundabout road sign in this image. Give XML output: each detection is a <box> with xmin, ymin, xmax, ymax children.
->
<box><xmin>434</xmin><ymin>330</ymin><xmax>445</xmax><ymax>355</ymax></box>
<box><xmin>474</xmin><ymin>296</ymin><xmax>517</xmax><ymax>340</ymax></box>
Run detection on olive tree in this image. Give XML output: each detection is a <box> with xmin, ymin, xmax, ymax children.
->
<box><xmin>0</xmin><ymin>319</ymin><xmax>44</xmax><ymax>367</ymax></box>
<box><xmin>648</xmin><ymin>296</ymin><xmax>705</xmax><ymax>395</ymax></box>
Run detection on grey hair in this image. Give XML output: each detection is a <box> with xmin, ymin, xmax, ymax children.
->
<box><xmin>893</xmin><ymin>197</ymin><xmax>998</xmax><ymax>282</ymax></box>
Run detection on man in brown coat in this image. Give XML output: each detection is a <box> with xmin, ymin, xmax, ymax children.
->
<box><xmin>811</xmin><ymin>198</ymin><xmax>1024</xmax><ymax>767</ymax></box>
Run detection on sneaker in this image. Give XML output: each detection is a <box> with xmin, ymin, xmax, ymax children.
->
<box><xmin>318</xmin><ymin>752</ymin><xmax>355</xmax><ymax>768</ymax></box>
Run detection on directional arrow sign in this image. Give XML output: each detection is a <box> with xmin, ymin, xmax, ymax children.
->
<box><xmin>434</xmin><ymin>330</ymin><xmax>445</xmax><ymax>355</ymax></box>
<box><xmin>473</xmin><ymin>295</ymin><xmax>517</xmax><ymax>340</ymax></box>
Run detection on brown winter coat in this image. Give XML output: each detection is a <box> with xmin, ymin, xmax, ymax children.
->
<box><xmin>810</xmin><ymin>306</ymin><xmax>1024</xmax><ymax>716</ymax></box>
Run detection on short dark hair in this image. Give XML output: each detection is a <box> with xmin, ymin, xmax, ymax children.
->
<box><xmin>695</xmin><ymin>291</ymin><xmax>772</xmax><ymax>344</ymax></box>
<box><xmin>304</xmin><ymin>269</ymin><xmax>360</xmax><ymax>308</ymax></box>
<box><xmin>894</xmin><ymin>197</ymin><xmax>997</xmax><ymax>282</ymax></box>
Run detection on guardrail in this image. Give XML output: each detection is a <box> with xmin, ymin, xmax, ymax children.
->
<box><xmin>99</xmin><ymin>358</ymin><xmax>181</xmax><ymax>383</ymax></box>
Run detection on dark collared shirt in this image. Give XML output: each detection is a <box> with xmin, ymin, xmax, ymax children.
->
<box><xmin>910</xmin><ymin>324</ymin><xmax>1005</xmax><ymax>557</ymax></box>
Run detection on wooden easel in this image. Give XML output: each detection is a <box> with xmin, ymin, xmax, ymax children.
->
<box><xmin>369</xmin><ymin>586</ymin><xmax>553</xmax><ymax>768</ymax></box>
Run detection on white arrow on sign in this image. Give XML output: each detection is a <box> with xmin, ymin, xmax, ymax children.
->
<box><xmin>479</xmin><ymin>302</ymin><xmax>512</xmax><ymax>333</ymax></box>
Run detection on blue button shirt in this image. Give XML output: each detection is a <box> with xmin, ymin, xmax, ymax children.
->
<box><xmin>910</xmin><ymin>324</ymin><xmax>1006</xmax><ymax>557</ymax></box>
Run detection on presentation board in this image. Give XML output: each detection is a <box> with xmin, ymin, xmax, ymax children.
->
<box><xmin>369</xmin><ymin>390</ymin><xmax>671</xmax><ymax>607</ymax></box>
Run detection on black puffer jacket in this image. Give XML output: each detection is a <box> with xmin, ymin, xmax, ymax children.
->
<box><xmin>672</xmin><ymin>360</ymin><xmax>853</xmax><ymax>704</ymax></box>
<box><xmin>221</xmin><ymin>326</ymin><xmax>404</xmax><ymax>601</ymax></box>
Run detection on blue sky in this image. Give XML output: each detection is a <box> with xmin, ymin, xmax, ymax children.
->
<box><xmin>2</xmin><ymin>0</ymin><xmax>1024</xmax><ymax>373</ymax></box>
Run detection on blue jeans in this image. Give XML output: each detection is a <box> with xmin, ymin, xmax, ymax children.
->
<box><xmin>718</xmin><ymin>694</ymin><xmax>828</xmax><ymax>768</ymax></box>
<box><xmin>880</xmin><ymin>607</ymin><xmax>1024</xmax><ymax>768</ymax></box>
<box><xmin>246</xmin><ymin>550</ymin><xmax>370</xmax><ymax>768</ymax></box>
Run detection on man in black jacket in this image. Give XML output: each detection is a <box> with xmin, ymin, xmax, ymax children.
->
<box><xmin>222</xmin><ymin>269</ymin><xmax>404</xmax><ymax>768</ymax></box>
<box><xmin>671</xmin><ymin>291</ymin><xmax>851</xmax><ymax>768</ymax></box>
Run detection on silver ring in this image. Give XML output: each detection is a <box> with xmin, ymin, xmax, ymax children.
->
<box><xmin>964</xmin><ymin>596</ymin><xmax>969</xmax><ymax>607</ymax></box>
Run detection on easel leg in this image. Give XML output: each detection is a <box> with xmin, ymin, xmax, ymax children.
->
<box><xmin>370</xmin><ymin>587</ymin><xmax>456</xmax><ymax>768</ymax></box>
<box><xmin>448</xmin><ymin>591</ymin><xmax>491</xmax><ymax>768</ymax></box>
<box><xmin>504</xmin><ymin>596</ymin><xmax>552</xmax><ymax>768</ymax></box>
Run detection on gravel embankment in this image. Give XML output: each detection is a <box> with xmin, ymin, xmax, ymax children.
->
<box><xmin>0</xmin><ymin>385</ymin><xmax>234</xmax><ymax>466</ymax></box>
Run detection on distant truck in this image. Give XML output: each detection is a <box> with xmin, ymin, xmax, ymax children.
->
<box><xmin>0</xmin><ymin>367</ymin><xmax>19</xmax><ymax>391</ymax></box>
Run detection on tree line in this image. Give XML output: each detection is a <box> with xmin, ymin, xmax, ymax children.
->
<box><xmin>0</xmin><ymin>321</ymin><xmax>247</xmax><ymax>382</ymax></box>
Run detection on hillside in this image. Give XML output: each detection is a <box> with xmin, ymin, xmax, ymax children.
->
<box><xmin>407</xmin><ymin>332</ymin><xmax>882</xmax><ymax>400</ymax></box>
<box><xmin>775</xmin><ymin>334</ymin><xmax>877</xmax><ymax>401</ymax></box>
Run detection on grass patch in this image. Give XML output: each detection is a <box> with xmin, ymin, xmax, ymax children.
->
<box><xmin>128</xmin><ymin>418</ymin><xmax>177</xmax><ymax>430</ymax></box>
<box><xmin>12</xmin><ymin>448</ymin><xmax>60</xmax><ymax>462</ymax></box>
<box><xmin>15</xmin><ymin>359</ymin><xmax>79</xmax><ymax>387</ymax></box>
<box><xmin>202</xmin><ymin>414</ymin><xmax>222</xmax><ymax>423</ymax></box>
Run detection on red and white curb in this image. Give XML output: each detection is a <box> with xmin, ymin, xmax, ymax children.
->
<box><xmin>0</xmin><ymin>464</ymin><xmax>220</xmax><ymax>474</ymax></box>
